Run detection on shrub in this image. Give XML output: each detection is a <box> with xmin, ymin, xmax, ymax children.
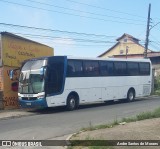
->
<box><xmin>154</xmin><ymin>76</ymin><xmax>160</xmax><ymax>90</ymax></box>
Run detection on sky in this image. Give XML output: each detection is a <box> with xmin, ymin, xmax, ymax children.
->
<box><xmin>0</xmin><ymin>0</ymin><xmax>160</xmax><ymax>57</ymax></box>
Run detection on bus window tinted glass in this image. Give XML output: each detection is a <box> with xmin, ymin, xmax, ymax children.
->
<box><xmin>67</xmin><ymin>60</ymin><xmax>83</xmax><ymax>77</ymax></box>
<box><xmin>84</xmin><ymin>61</ymin><xmax>99</xmax><ymax>76</ymax></box>
<box><xmin>127</xmin><ymin>62</ymin><xmax>139</xmax><ymax>76</ymax></box>
<box><xmin>47</xmin><ymin>60</ymin><xmax>64</xmax><ymax>94</ymax></box>
<box><xmin>114</xmin><ymin>62</ymin><xmax>127</xmax><ymax>76</ymax></box>
<box><xmin>100</xmin><ymin>61</ymin><xmax>114</xmax><ymax>76</ymax></box>
<box><xmin>139</xmin><ymin>62</ymin><xmax>150</xmax><ymax>75</ymax></box>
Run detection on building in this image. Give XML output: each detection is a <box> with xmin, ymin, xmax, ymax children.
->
<box><xmin>0</xmin><ymin>32</ymin><xmax>54</xmax><ymax>109</ymax></box>
<box><xmin>99</xmin><ymin>33</ymin><xmax>153</xmax><ymax>58</ymax></box>
<box><xmin>99</xmin><ymin>33</ymin><xmax>160</xmax><ymax>75</ymax></box>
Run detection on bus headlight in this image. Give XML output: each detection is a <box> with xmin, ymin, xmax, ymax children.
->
<box><xmin>37</xmin><ymin>95</ymin><xmax>45</xmax><ymax>99</ymax></box>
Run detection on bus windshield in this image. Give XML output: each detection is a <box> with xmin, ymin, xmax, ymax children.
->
<box><xmin>19</xmin><ymin>60</ymin><xmax>46</xmax><ymax>94</ymax></box>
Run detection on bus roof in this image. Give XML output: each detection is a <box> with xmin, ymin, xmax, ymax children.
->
<box><xmin>26</xmin><ymin>56</ymin><xmax>151</xmax><ymax>63</ymax></box>
<box><xmin>67</xmin><ymin>56</ymin><xmax>151</xmax><ymax>62</ymax></box>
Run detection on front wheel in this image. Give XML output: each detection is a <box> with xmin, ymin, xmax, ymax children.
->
<box><xmin>127</xmin><ymin>89</ymin><xmax>135</xmax><ymax>102</ymax></box>
<box><xmin>67</xmin><ymin>95</ymin><xmax>76</xmax><ymax>111</ymax></box>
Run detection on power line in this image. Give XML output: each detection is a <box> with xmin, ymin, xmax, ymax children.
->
<box><xmin>150</xmin><ymin>34</ymin><xmax>160</xmax><ymax>44</ymax></box>
<box><xmin>9</xmin><ymin>32</ymin><xmax>117</xmax><ymax>47</ymax></box>
<box><xmin>12</xmin><ymin>32</ymin><xmax>116</xmax><ymax>43</ymax></box>
<box><xmin>25</xmin><ymin>0</ymin><xmax>146</xmax><ymax>23</ymax></box>
<box><xmin>12</xmin><ymin>32</ymin><xmax>145</xmax><ymax>48</ymax></box>
<box><xmin>0</xmin><ymin>0</ymin><xmax>145</xmax><ymax>25</ymax></box>
<box><xmin>65</xmin><ymin>0</ymin><xmax>146</xmax><ymax>19</ymax></box>
<box><xmin>36</xmin><ymin>41</ymin><xmax>115</xmax><ymax>47</ymax></box>
<box><xmin>8</xmin><ymin>31</ymin><xmax>146</xmax><ymax>45</ymax></box>
<box><xmin>151</xmin><ymin>41</ymin><xmax>160</xmax><ymax>46</ymax></box>
<box><xmin>0</xmin><ymin>23</ymin><xmax>151</xmax><ymax>46</ymax></box>
<box><xmin>0</xmin><ymin>22</ymin><xmax>115</xmax><ymax>38</ymax></box>
<box><xmin>0</xmin><ymin>23</ymin><xmax>149</xmax><ymax>46</ymax></box>
<box><xmin>150</xmin><ymin>43</ymin><xmax>160</xmax><ymax>51</ymax></box>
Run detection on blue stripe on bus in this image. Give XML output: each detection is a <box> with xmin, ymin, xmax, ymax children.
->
<box><xmin>19</xmin><ymin>98</ymin><xmax>48</xmax><ymax>108</ymax></box>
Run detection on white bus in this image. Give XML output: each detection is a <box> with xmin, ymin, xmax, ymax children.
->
<box><xmin>10</xmin><ymin>56</ymin><xmax>152</xmax><ymax>110</ymax></box>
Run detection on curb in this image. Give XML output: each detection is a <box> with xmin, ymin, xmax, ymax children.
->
<box><xmin>64</xmin><ymin>130</ymin><xmax>86</xmax><ymax>148</ymax></box>
<box><xmin>0</xmin><ymin>109</ymin><xmax>37</xmax><ymax>120</ymax></box>
<box><xmin>0</xmin><ymin>113</ymin><xmax>36</xmax><ymax>120</ymax></box>
<box><xmin>64</xmin><ymin>133</ymin><xmax>77</xmax><ymax>148</ymax></box>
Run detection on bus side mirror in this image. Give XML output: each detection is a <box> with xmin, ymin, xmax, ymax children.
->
<box><xmin>9</xmin><ymin>69</ymin><xmax>20</xmax><ymax>81</ymax></box>
<box><xmin>9</xmin><ymin>70</ymin><xmax>14</xmax><ymax>80</ymax></box>
<box><xmin>40</xmin><ymin>67</ymin><xmax>47</xmax><ymax>78</ymax></box>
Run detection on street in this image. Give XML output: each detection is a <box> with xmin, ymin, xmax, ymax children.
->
<box><xmin>0</xmin><ymin>96</ymin><xmax>160</xmax><ymax>140</ymax></box>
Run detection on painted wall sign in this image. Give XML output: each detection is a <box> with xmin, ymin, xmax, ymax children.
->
<box><xmin>3</xmin><ymin>66</ymin><xmax>19</xmax><ymax>108</ymax></box>
<box><xmin>2</xmin><ymin>34</ymin><xmax>53</xmax><ymax>67</ymax></box>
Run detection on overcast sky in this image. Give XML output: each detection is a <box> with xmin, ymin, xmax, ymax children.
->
<box><xmin>0</xmin><ymin>0</ymin><xmax>159</xmax><ymax>57</ymax></box>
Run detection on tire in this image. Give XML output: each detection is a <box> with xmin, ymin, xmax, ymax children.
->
<box><xmin>67</xmin><ymin>95</ymin><xmax>77</xmax><ymax>111</ymax></box>
<box><xmin>127</xmin><ymin>89</ymin><xmax>135</xmax><ymax>102</ymax></box>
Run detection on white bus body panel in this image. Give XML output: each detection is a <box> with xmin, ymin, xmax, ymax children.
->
<box><xmin>46</xmin><ymin>75</ymin><xmax>151</xmax><ymax>107</ymax></box>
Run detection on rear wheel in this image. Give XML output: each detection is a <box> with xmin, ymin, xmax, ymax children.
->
<box><xmin>127</xmin><ymin>89</ymin><xmax>135</xmax><ymax>102</ymax></box>
<box><xmin>67</xmin><ymin>95</ymin><xmax>76</xmax><ymax>111</ymax></box>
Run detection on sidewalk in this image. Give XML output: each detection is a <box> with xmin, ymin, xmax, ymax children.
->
<box><xmin>70</xmin><ymin>118</ymin><xmax>160</xmax><ymax>149</ymax></box>
<box><xmin>0</xmin><ymin>108</ymin><xmax>36</xmax><ymax>120</ymax></box>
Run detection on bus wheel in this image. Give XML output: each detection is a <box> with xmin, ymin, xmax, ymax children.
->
<box><xmin>127</xmin><ymin>89</ymin><xmax>135</xmax><ymax>102</ymax></box>
<box><xmin>67</xmin><ymin>95</ymin><xmax>76</xmax><ymax>111</ymax></box>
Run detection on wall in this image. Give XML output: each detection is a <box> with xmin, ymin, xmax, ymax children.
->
<box><xmin>0</xmin><ymin>67</ymin><xmax>3</xmax><ymax>109</ymax></box>
<box><xmin>3</xmin><ymin>66</ymin><xmax>20</xmax><ymax>109</ymax></box>
<box><xmin>1</xmin><ymin>34</ymin><xmax>53</xmax><ymax>67</ymax></box>
<box><xmin>0</xmin><ymin>33</ymin><xmax>54</xmax><ymax>109</ymax></box>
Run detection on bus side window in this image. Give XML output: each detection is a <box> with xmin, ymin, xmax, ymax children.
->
<box><xmin>127</xmin><ymin>62</ymin><xmax>139</xmax><ymax>76</ymax></box>
<box><xmin>100</xmin><ymin>61</ymin><xmax>114</xmax><ymax>76</ymax></box>
<box><xmin>114</xmin><ymin>62</ymin><xmax>127</xmax><ymax>76</ymax></box>
<box><xmin>67</xmin><ymin>66</ymin><xmax>74</xmax><ymax>76</ymax></box>
<box><xmin>83</xmin><ymin>61</ymin><xmax>99</xmax><ymax>76</ymax></box>
<box><xmin>67</xmin><ymin>60</ymin><xmax>83</xmax><ymax>77</ymax></box>
<box><xmin>139</xmin><ymin>62</ymin><xmax>150</xmax><ymax>75</ymax></box>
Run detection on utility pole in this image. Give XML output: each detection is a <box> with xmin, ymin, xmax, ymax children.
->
<box><xmin>126</xmin><ymin>46</ymin><xmax>129</xmax><ymax>59</ymax></box>
<box><xmin>144</xmin><ymin>3</ymin><xmax>151</xmax><ymax>58</ymax></box>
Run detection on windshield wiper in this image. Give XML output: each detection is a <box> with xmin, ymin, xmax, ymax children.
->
<box><xmin>30</xmin><ymin>81</ymin><xmax>35</xmax><ymax>94</ymax></box>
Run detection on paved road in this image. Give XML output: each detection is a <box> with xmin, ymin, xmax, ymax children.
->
<box><xmin>0</xmin><ymin>96</ymin><xmax>160</xmax><ymax>140</ymax></box>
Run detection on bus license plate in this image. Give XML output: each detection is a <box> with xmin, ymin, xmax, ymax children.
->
<box><xmin>26</xmin><ymin>103</ymin><xmax>31</xmax><ymax>106</ymax></box>
<box><xmin>24</xmin><ymin>94</ymin><xmax>33</xmax><ymax>97</ymax></box>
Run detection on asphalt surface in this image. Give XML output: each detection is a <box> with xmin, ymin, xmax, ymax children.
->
<box><xmin>0</xmin><ymin>96</ymin><xmax>160</xmax><ymax>140</ymax></box>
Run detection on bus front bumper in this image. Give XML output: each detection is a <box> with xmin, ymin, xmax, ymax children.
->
<box><xmin>19</xmin><ymin>98</ymin><xmax>48</xmax><ymax>108</ymax></box>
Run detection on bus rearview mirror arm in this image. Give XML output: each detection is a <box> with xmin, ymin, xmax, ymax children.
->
<box><xmin>9</xmin><ymin>68</ymin><xmax>20</xmax><ymax>81</ymax></box>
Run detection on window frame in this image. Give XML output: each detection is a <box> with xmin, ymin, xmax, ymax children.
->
<box><xmin>139</xmin><ymin>62</ymin><xmax>150</xmax><ymax>76</ymax></box>
<box><xmin>83</xmin><ymin>60</ymin><xmax>100</xmax><ymax>77</ymax></box>
<box><xmin>67</xmin><ymin>59</ymin><xmax>83</xmax><ymax>77</ymax></box>
<box><xmin>114</xmin><ymin>61</ymin><xmax>127</xmax><ymax>76</ymax></box>
<box><xmin>99</xmin><ymin>61</ymin><xmax>114</xmax><ymax>76</ymax></box>
<box><xmin>127</xmin><ymin>62</ymin><xmax>139</xmax><ymax>76</ymax></box>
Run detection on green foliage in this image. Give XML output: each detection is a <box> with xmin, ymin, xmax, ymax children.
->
<box><xmin>136</xmin><ymin>111</ymin><xmax>153</xmax><ymax>120</ymax></box>
<box><xmin>155</xmin><ymin>89</ymin><xmax>160</xmax><ymax>95</ymax></box>
<box><xmin>155</xmin><ymin>76</ymin><xmax>160</xmax><ymax>90</ymax></box>
<box><xmin>81</xmin><ymin>106</ymin><xmax>160</xmax><ymax>133</ymax></box>
<box><xmin>69</xmin><ymin>107</ymin><xmax>160</xmax><ymax>149</ymax></box>
<box><xmin>154</xmin><ymin>76</ymin><xmax>160</xmax><ymax>95</ymax></box>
